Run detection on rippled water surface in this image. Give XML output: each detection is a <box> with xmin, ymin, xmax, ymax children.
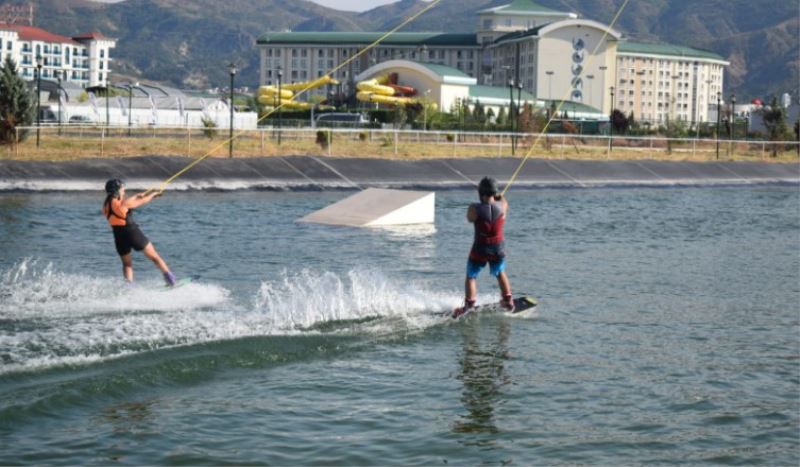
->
<box><xmin>1</xmin><ymin>187</ymin><xmax>798</xmax><ymax>465</ymax></box>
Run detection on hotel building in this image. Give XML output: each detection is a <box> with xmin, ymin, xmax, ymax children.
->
<box><xmin>257</xmin><ymin>0</ymin><xmax>729</xmax><ymax>123</ymax></box>
<box><xmin>0</xmin><ymin>24</ymin><xmax>115</xmax><ymax>88</ymax></box>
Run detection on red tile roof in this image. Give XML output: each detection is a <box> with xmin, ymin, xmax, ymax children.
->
<box><xmin>0</xmin><ymin>24</ymin><xmax>77</xmax><ymax>44</ymax></box>
<box><xmin>73</xmin><ymin>31</ymin><xmax>112</xmax><ymax>41</ymax></box>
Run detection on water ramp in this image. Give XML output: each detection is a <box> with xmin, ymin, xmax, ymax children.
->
<box><xmin>298</xmin><ymin>188</ymin><xmax>435</xmax><ymax>227</ymax></box>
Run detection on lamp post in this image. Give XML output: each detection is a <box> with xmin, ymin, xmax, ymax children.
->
<box><xmin>105</xmin><ymin>76</ymin><xmax>110</xmax><ymax>127</ymax></box>
<box><xmin>228</xmin><ymin>63</ymin><xmax>236</xmax><ymax>158</ymax></box>
<box><xmin>716</xmin><ymin>92</ymin><xmax>721</xmax><ymax>160</ymax></box>
<box><xmin>508</xmin><ymin>77</ymin><xmax>515</xmax><ymax>155</ymax></box>
<box><xmin>277</xmin><ymin>66</ymin><xmax>283</xmax><ymax>146</ymax></box>
<box><xmin>423</xmin><ymin>89</ymin><xmax>431</xmax><ymax>131</ymax></box>
<box><xmin>609</xmin><ymin>86</ymin><xmax>615</xmax><ymax>151</ymax></box>
<box><xmin>729</xmin><ymin>93</ymin><xmax>736</xmax><ymax>156</ymax></box>
<box><xmin>56</xmin><ymin>71</ymin><xmax>62</xmax><ymax>135</ymax></box>
<box><xmin>35</xmin><ymin>55</ymin><xmax>42</xmax><ymax>148</ymax></box>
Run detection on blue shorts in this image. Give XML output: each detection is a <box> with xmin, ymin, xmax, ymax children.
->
<box><xmin>466</xmin><ymin>257</ymin><xmax>506</xmax><ymax>279</ymax></box>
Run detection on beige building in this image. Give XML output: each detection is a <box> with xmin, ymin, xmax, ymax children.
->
<box><xmin>0</xmin><ymin>24</ymin><xmax>115</xmax><ymax>88</ymax></box>
<box><xmin>257</xmin><ymin>0</ymin><xmax>729</xmax><ymax>123</ymax></box>
<box><xmin>615</xmin><ymin>42</ymin><xmax>728</xmax><ymax>124</ymax></box>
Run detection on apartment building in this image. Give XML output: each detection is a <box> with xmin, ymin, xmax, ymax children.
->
<box><xmin>615</xmin><ymin>42</ymin><xmax>727</xmax><ymax>124</ymax></box>
<box><xmin>0</xmin><ymin>24</ymin><xmax>115</xmax><ymax>88</ymax></box>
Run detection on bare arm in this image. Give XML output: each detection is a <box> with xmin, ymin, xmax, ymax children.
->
<box><xmin>467</xmin><ymin>204</ymin><xmax>477</xmax><ymax>223</ymax></box>
<box><xmin>123</xmin><ymin>191</ymin><xmax>161</xmax><ymax>209</ymax></box>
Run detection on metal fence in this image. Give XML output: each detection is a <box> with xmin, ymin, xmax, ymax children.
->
<box><xmin>9</xmin><ymin>124</ymin><xmax>800</xmax><ymax>161</ymax></box>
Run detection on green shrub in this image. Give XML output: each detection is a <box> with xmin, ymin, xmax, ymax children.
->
<box><xmin>316</xmin><ymin>129</ymin><xmax>332</xmax><ymax>149</ymax></box>
<box><xmin>201</xmin><ymin>115</ymin><xmax>217</xmax><ymax>139</ymax></box>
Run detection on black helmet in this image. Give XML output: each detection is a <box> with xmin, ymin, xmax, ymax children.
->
<box><xmin>478</xmin><ymin>177</ymin><xmax>498</xmax><ymax>197</ymax></box>
<box><xmin>105</xmin><ymin>178</ymin><xmax>124</xmax><ymax>195</ymax></box>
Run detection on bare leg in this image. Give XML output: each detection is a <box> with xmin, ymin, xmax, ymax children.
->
<box><xmin>496</xmin><ymin>272</ymin><xmax>512</xmax><ymax>298</ymax></box>
<box><xmin>142</xmin><ymin>242</ymin><xmax>170</xmax><ymax>274</ymax></box>
<box><xmin>120</xmin><ymin>253</ymin><xmax>134</xmax><ymax>282</ymax></box>
<box><xmin>465</xmin><ymin>277</ymin><xmax>477</xmax><ymax>302</ymax></box>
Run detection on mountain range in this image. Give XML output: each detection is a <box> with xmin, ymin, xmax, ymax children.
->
<box><xmin>15</xmin><ymin>0</ymin><xmax>800</xmax><ymax>100</ymax></box>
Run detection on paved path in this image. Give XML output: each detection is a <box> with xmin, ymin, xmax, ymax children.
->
<box><xmin>0</xmin><ymin>156</ymin><xmax>797</xmax><ymax>191</ymax></box>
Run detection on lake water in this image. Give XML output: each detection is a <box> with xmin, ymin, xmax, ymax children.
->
<box><xmin>1</xmin><ymin>187</ymin><xmax>798</xmax><ymax>465</ymax></box>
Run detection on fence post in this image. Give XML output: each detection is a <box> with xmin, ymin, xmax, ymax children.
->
<box><xmin>761</xmin><ymin>141</ymin><xmax>766</xmax><ymax>160</ymax></box>
<box><xmin>692</xmin><ymin>138</ymin><xmax>696</xmax><ymax>158</ymax></box>
<box><xmin>260</xmin><ymin>129</ymin><xmax>264</xmax><ymax>154</ymax></box>
<box><xmin>328</xmin><ymin>130</ymin><xmax>332</xmax><ymax>157</ymax></box>
<box><xmin>561</xmin><ymin>134</ymin><xmax>565</xmax><ymax>158</ymax></box>
<box><xmin>101</xmin><ymin>127</ymin><xmax>105</xmax><ymax>158</ymax></box>
<box><xmin>453</xmin><ymin>132</ymin><xmax>457</xmax><ymax>157</ymax></box>
<box><xmin>15</xmin><ymin>128</ymin><xmax>19</xmax><ymax>158</ymax></box>
<box><xmin>394</xmin><ymin>129</ymin><xmax>399</xmax><ymax>156</ymax></box>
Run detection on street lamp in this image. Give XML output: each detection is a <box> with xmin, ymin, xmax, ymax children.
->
<box><xmin>35</xmin><ymin>54</ymin><xmax>42</xmax><ymax>147</ymax></box>
<box><xmin>423</xmin><ymin>89</ymin><xmax>431</xmax><ymax>131</ymax></box>
<box><xmin>277</xmin><ymin>66</ymin><xmax>283</xmax><ymax>146</ymax></box>
<box><xmin>730</xmin><ymin>92</ymin><xmax>736</xmax><ymax>155</ymax></box>
<box><xmin>228</xmin><ymin>63</ymin><xmax>236</xmax><ymax>158</ymax></box>
<box><xmin>729</xmin><ymin>93</ymin><xmax>736</xmax><ymax>139</ymax></box>
<box><xmin>609</xmin><ymin>85</ymin><xmax>615</xmax><ymax>150</ymax></box>
<box><xmin>716</xmin><ymin>92</ymin><xmax>721</xmax><ymax>160</ymax></box>
<box><xmin>508</xmin><ymin>77</ymin><xmax>515</xmax><ymax>155</ymax></box>
<box><xmin>105</xmin><ymin>74</ymin><xmax>110</xmax><ymax>127</ymax></box>
<box><xmin>56</xmin><ymin>71</ymin><xmax>62</xmax><ymax>135</ymax></box>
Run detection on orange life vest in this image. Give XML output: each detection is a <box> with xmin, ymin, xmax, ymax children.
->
<box><xmin>102</xmin><ymin>198</ymin><xmax>129</xmax><ymax>227</ymax></box>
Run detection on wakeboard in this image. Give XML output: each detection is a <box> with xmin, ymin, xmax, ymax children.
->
<box><xmin>450</xmin><ymin>296</ymin><xmax>538</xmax><ymax>319</ymax></box>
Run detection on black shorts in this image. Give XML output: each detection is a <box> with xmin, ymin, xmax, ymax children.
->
<box><xmin>112</xmin><ymin>225</ymin><xmax>150</xmax><ymax>256</ymax></box>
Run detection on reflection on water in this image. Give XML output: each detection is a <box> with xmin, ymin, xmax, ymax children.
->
<box><xmin>453</xmin><ymin>319</ymin><xmax>511</xmax><ymax>441</ymax></box>
<box><xmin>98</xmin><ymin>400</ymin><xmax>157</xmax><ymax>435</ymax></box>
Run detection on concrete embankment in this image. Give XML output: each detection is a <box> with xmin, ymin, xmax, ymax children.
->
<box><xmin>0</xmin><ymin>156</ymin><xmax>797</xmax><ymax>191</ymax></box>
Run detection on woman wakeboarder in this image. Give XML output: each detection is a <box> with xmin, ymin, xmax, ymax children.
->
<box><xmin>102</xmin><ymin>179</ymin><xmax>176</xmax><ymax>286</ymax></box>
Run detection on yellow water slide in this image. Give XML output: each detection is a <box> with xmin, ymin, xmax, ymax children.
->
<box><xmin>258</xmin><ymin>75</ymin><xmax>339</xmax><ymax>110</ymax></box>
<box><xmin>356</xmin><ymin>76</ymin><xmax>419</xmax><ymax>107</ymax></box>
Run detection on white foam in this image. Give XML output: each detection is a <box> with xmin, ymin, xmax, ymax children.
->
<box><xmin>0</xmin><ymin>262</ymin><xmax>464</xmax><ymax>375</ymax></box>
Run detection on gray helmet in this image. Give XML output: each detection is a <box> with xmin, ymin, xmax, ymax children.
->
<box><xmin>105</xmin><ymin>178</ymin><xmax>124</xmax><ymax>195</ymax></box>
<box><xmin>478</xmin><ymin>177</ymin><xmax>498</xmax><ymax>197</ymax></box>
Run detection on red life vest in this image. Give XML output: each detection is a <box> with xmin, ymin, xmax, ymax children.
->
<box><xmin>470</xmin><ymin>200</ymin><xmax>506</xmax><ymax>261</ymax></box>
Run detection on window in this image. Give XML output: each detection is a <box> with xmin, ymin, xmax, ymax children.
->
<box><xmin>483</xmin><ymin>19</ymin><xmax>492</xmax><ymax>29</ymax></box>
<box><xmin>65</xmin><ymin>47</ymin><xmax>70</xmax><ymax>65</ymax></box>
<box><xmin>100</xmin><ymin>49</ymin><xmax>104</xmax><ymax>58</ymax></box>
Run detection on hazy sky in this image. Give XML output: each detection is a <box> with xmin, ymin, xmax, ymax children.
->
<box><xmin>308</xmin><ymin>0</ymin><xmax>402</xmax><ymax>12</ymax></box>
